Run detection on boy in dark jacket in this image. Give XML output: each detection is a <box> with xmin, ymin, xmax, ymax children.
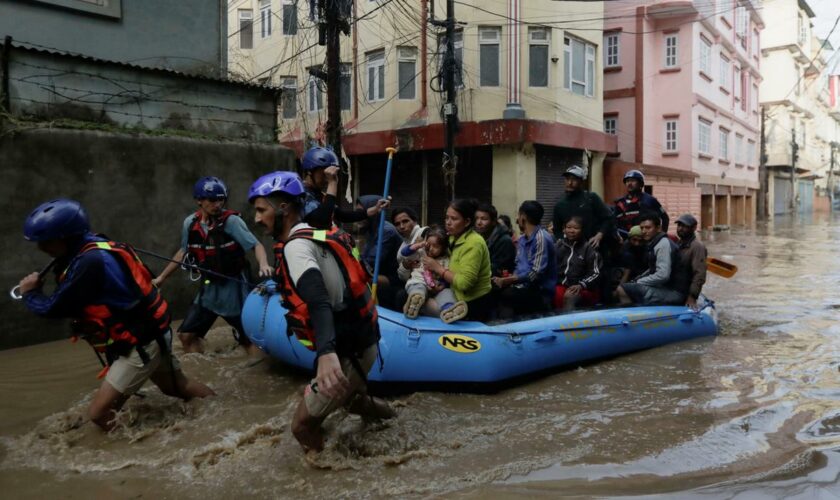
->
<box><xmin>474</xmin><ymin>203</ymin><xmax>516</xmax><ymax>277</ymax></box>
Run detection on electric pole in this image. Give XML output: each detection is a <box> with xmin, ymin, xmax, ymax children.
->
<box><xmin>790</xmin><ymin>126</ymin><xmax>799</xmax><ymax>212</ymax></box>
<box><xmin>317</xmin><ymin>0</ymin><xmax>350</xmax><ymax>154</ymax></box>
<box><xmin>758</xmin><ymin>106</ymin><xmax>768</xmax><ymax>220</ymax></box>
<box><xmin>443</xmin><ymin>0</ymin><xmax>458</xmax><ymax>200</ymax></box>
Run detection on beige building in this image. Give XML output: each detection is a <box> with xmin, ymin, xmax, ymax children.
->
<box><xmin>759</xmin><ymin>0</ymin><xmax>840</xmax><ymax>216</ymax></box>
<box><xmin>227</xmin><ymin>0</ymin><xmax>616</xmax><ymax>223</ymax></box>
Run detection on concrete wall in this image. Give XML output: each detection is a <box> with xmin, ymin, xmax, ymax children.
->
<box><xmin>5</xmin><ymin>46</ymin><xmax>279</xmax><ymax>142</ymax></box>
<box><xmin>1</xmin><ymin>127</ymin><xmax>294</xmax><ymax>349</ymax></box>
<box><xmin>0</xmin><ymin>0</ymin><xmax>226</xmax><ymax>76</ymax></box>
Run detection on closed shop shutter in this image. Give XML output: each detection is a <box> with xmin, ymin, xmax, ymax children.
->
<box><xmin>773</xmin><ymin>176</ymin><xmax>792</xmax><ymax>215</ymax></box>
<box><xmin>535</xmin><ymin>145</ymin><xmax>580</xmax><ymax>226</ymax></box>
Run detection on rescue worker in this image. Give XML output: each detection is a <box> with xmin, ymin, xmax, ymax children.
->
<box><xmin>613</xmin><ymin>170</ymin><xmax>670</xmax><ymax>237</ymax></box>
<box><xmin>248</xmin><ymin>171</ymin><xmax>394</xmax><ymax>453</ymax></box>
<box><xmin>674</xmin><ymin>214</ymin><xmax>708</xmax><ymax>310</ymax></box>
<box><xmin>152</xmin><ymin>176</ymin><xmax>271</xmax><ymax>355</ymax></box>
<box><xmin>17</xmin><ymin>199</ymin><xmax>214</xmax><ymax>431</ymax></box>
<box><xmin>299</xmin><ymin>146</ymin><xmax>389</xmax><ymax>229</ymax></box>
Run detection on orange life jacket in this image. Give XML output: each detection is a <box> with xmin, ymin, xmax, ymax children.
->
<box><xmin>186</xmin><ymin>209</ymin><xmax>246</xmax><ymax>281</ymax></box>
<box><xmin>273</xmin><ymin>227</ymin><xmax>376</xmax><ymax>351</ymax></box>
<box><xmin>62</xmin><ymin>241</ymin><xmax>171</xmax><ymax>363</ymax></box>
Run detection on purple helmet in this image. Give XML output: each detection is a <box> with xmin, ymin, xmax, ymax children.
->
<box><xmin>24</xmin><ymin>198</ymin><xmax>90</xmax><ymax>241</ymax></box>
<box><xmin>248</xmin><ymin>171</ymin><xmax>305</xmax><ymax>203</ymax></box>
<box><xmin>301</xmin><ymin>146</ymin><xmax>339</xmax><ymax>171</ymax></box>
<box><xmin>193</xmin><ymin>176</ymin><xmax>228</xmax><ymax>200</ymax></box>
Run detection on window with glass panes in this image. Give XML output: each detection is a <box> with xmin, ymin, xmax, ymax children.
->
<box><xmin>665</xmin><ymin>120</ymin><xmax>678</xmax><ymax>152</ymax></box>
<box><xmin>719</xmin><ymin>129</ymin><xmax>729</xmax><ymax>159</ymax></box>
<box><xmin>530</xmin><ymin>28</ymin><xmax>550</xmax><ymax>87</ymax></box>
<box><xmin>479</xmin><ymin>27</ymin><xmax>501</xmax><ymax>87</ymax></box>
<box><xmin>604</xmin><ymin>117</ymin><xmax>617</xmax><ymax>135</ymax></box>
<box><xmin>664</xmin><ymin>34</ymin><xmax>678</xmax><ymax>68</ymax></box>
<box><xmin>564</xmin><ymin>36</ymin><xmax>595</xmax><ymax>96</ymax></box>
<box><xmin>367</xmin><ymin>50</ymin><xmax>385</xmax><ymax>101</ymax></box>
<box><xmin>397</xmin><ymin>47</ymin><xmax>417</xmax><ymax>99</ymax></box>
<box><xmin>698</xmin><ymin>119</ymin><xmax>711</xmax><ymax>154</ymax></box>
<box><xmin>281</xmin><ymin>77</ymin><xmax>296</xmax><ymax>119</ymax></box>
<box><xmin>605</xmin><ymin>32</ymin><xmax>619</xmax><ymax>67</ymax></box>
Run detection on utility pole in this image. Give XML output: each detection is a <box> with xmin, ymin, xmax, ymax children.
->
<box><xmin>790</xmin><ymin>126</ymin><xmax>799</xmax><ymax>212</ymax></box>
<box><xmin>317</xmin><ymin>0</ymin><xmax>350</xmax><ymax>154</ymax></box>
<box><xmin>758</xmin><ymin>107</ymin><xmax>768</xmax><ymax>220</ymax></box>
<box><xmin>442</xmin><ymin>0</ymin><xmax>458</xmax><ymax>200</ymax></box>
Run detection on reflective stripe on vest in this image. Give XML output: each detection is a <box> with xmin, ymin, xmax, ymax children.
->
<box><xmin>186</xmin><ymin>209</ymin><xmax>246</xmax><ymax>278</ymax></box>
<box><xmin>273</xmin><ymin>227</ymin><xmax>376</xmax><ymax>351</ymax></box>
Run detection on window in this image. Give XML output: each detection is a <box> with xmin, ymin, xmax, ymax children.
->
<box><xmin>798</xmin><ymin>14</ymin><xmax>808</xmax><ymax>46</ymax></box>
<box><xmin>719</xmin><ymin>129</ymin><xmax>729</xmax><ymax>160</ymax></box>
<box><xmin>397</xmin><ymin>46</ymin><xmax>417</xmax><ymax>100</ymax></box>
<box><xmin>753</xmin><ymin>29</ymin><xmax>760</xmax><ymax>58</ymax></box>
<box><xmin>735</xmin><ymin>6</ymin><xmax>747</xmax><ymax>48</ymax></box>
<box><xmin>239</xmin><ymin>9</ymin><xmax>253</xmax><ymax>49</ymax></box>
<box><xmin>719</xmin><ymin>54</ymin><xmax>729</xmax><ymax>88</ymax></box>
<box><xmin>564</xmin><ymin>36</ymin><xmax>596</xmax><ymax>97</ymax></box>
<box><xmin>340</xmin><ymin>63</ymin><xmax>351</xmax><ymax>111</ymax></box>
<box><xmin>367</xmin><ymin>50</ymin><xmax>385</xmax><ymax>101</ymax></box>
<box><xmin>281</xmin><ymin>77</ymin><xmax>296</xmax><ymax>119</ymax></box>
<box><xmin>308</xmin><ymin>74</ymin><xmax>323</xmax><ymax>113</ymax></box>
<box><xmin>282</xmin><ymin>0</ymin><xmax>297</xmax><ymax>35</ymax></box>
<box><xmin>604</xmin><ymin>117</ymin><xmax>617</xmax><ymax>135</ymax></box>
<box><xmin>479</xmin><ymin>27</ymin><xmax>501</xmax><ymax>87</ymax></box>
<box><xmin>260</xmin><ymin>0</ymin><xmax>271</xmax><ymax>38</ymax></box>
<box><xmin>605</xmin><ymin>32</ymin><xmax>620</xmax><ymax>67</ymax></box>
<box><xmin>699</xmin><ymin>36</ymin><xmax>712</xmax><ymax>75</ymax></box>
<box><xmin>530</xmin><ymin>28</ymin><xmax>550</xmax><ymax>87</ymax></box>
<box><xmin>735</xmin><ymin>134</ymin><xmax>744</xmax><ymax>164</ymax></box>
<box><xmin>747</xmin><ymin>140</ymin><xmax>756</xmax><ymax>166</ymax></box>
<box><xmin>665</xmin><ymin>119</ymin><xmax>678</xmax><ymax>152</ymax></box>
<box><xmin>664</xmin><ymin>34</ymin><xmax>678</xmax><ymax>68</ymax></box>
<box><xmin>698</xmin><ymin>119</ymin><xmax>711</xmax><ymax>155</ymax></box>
<box><xmin>740</xmin><ymin>71</ymin><xmax>748</xmax><ymax>111</ymax></box>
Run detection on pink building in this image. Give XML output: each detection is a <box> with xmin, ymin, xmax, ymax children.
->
<box><xmin>603</xmin><ymin>0</ymin><xmax>763</xmax><ymax>229</ymax></box>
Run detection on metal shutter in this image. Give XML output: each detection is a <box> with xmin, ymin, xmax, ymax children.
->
<box><xmin>535</xmin><ymin>145</ymin><xmax>580</xmax><ymax>226</ymax></box>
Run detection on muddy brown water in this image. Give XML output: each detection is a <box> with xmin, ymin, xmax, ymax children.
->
<box><xmin>3</xmin><ymin>215</ymin><xmax>840</xmax><ymax>498</ymax></box>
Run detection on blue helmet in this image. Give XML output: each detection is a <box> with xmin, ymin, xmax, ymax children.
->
<box><xmin>623</xmin><ymin>169</ymin><xmax>645</xmax><ymax>185</ymax></box>
<box><xmin>193</xmin><ymin>176</ymin><xmax>228</xmax><ymax>200</ymax></box>
<box><xmin>248</xmin><ymin>171</ymin><xmax>305</xmax><ymax>203</ymax></box>
<box><xmin>24</xmin><ymin>198</ymin><xmax>90</xmax><ymax>242</ymax></box>
<box><xmin>301</xmin><ymin>146</ymin><xmax>339</xmax><ymax>171</ymax></box>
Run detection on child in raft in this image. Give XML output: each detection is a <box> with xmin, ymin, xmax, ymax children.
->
<box><xmin>554</xmin><ymin>216</ymin><xmax>603</xmax><ymax>311</ymax></box>
<box><xmin>401</xmin><ymin>226</ymin><xmax>467</xmax><ymax>322</ymax></box>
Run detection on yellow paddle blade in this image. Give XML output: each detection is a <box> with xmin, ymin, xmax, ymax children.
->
<box><xmin>706</xmin><ymin>257</ymin><xmax>737</xmax><ymax>278</ymax></box>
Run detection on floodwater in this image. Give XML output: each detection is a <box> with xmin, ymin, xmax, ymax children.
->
<box><xmin>2</xmin><ymin>214</ymin><xmax>840</xmax><ymax>499</ymax></box>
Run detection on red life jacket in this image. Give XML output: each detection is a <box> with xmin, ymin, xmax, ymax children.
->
<box><xmin>273</xmin><ymin>227</ymin><xmax>377</xmax><ymax>351</ymax></box>
<box><xmin>186</xmin><ymin>209</ymin><xmax>246</xmax><ymax>281</ymax></box>
<box><xmin>62</xmin><ymin>241</ymin><xmax>171</xmax><ymax>363</ymax></box>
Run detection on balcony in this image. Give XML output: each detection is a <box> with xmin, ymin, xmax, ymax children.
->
<box><xmin>646</xmin><ymin>1</ymin><xmax>700</xmax><ymax>19</ymax></box>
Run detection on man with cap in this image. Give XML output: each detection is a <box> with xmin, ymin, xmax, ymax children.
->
<box><xmin>492</xmin><ymin>200</ymin><xmax>557</xmax><ymax>318</ymax></box>
<box><xmin>299</xmin><ymin>146</ymin><xmax>389</xmax><ymax>229</ymax></box>
<box><xmin>153</xmin><ymin>176</ymin><xmax>272</xmax><ymax>355</ymax></box>
<box><xmin>613</xmin><ymin>170</ymin><xmax>670</xmax><ymax>237</ymax></box>
<box><xmin>249</xmin><ymin>171</ymin><xmax>394</xmax><ymax>454</ymax></box>
<box><xmin>674</xmin><ymin>214</ymin><xmax>707</xmax><ymax>310</ymax></box>
<box><xmin>551</xmin><ymin>164</ymin><xmax>613</xmax><ymax>250</ymax></box>
<box><xmin>17</xmin><ymin>199</ymin><xmax>214</xmax><ymax>431</ymax></box>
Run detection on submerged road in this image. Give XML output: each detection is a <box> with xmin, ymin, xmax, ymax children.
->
<box><xmin>1</xmin><ymin>213</ymin><xmax>840</xmax><ymax>498</ymax></box>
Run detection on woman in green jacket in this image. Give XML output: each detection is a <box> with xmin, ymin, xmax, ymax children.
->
<box><xmin>423</xmin><ymin>198</ymin><xmax>493</xmax><ymax>322</ymax></box>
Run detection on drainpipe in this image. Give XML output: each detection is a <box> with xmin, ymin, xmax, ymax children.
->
<box><xmin>421</xmin><ymin>0</ymin><xmax>428</xmax><ymax>110</ymax></box>
<box><xmin>502</xmin><ymin>0</ymin><xmax>524</xmax><ymax>118</ymax></box>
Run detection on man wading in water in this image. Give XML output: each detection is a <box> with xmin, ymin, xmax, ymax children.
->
<box><xmin>248</xmin><ymin>171</ymin><xmax>394</xmax><ymax>454</ymax></box>
<box><xmin>16</xmin><ymin>199</ymin><xmax>214</xmax><ymax>431</ymax></box>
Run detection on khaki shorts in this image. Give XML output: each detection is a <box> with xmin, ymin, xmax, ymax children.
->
<box><xmin>303</xmin><ymin>344</ymin><xmax>377</xmax><ymax>419</ymax></box>
<box><xmin>105</xmin><ymin>331</ymin><xmax>182</xmax><ymax>395</ymax></box>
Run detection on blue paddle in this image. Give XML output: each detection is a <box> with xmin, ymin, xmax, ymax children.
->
<box><xmin>371</xmin><ymin>147</ymin><xmax>397</xmax><ymax>301</ymax></box>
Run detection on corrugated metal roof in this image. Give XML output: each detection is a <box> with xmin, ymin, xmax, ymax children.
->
<box><xmin>8</xmin><ymin>40</ymin><xmax>280</xmax><ymax>92</ymax></box>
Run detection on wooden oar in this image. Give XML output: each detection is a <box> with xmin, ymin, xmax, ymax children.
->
<box><xmin>706</xmin><ymin>257</ymin><xmax>737</xmax><ymax>278</ymax></box>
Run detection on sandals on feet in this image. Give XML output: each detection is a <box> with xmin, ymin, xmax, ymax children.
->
<box><xmin>403</xmin><ymin>292</ymin><xmax>425</xmax><ymax>319</ymax></box>
<box><xmin>440</xmin><ymin>301</ymin><xmax>468</xmax><ymax>324</ymax></box>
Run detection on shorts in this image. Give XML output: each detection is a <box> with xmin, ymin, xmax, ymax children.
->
<box><xmin>179</xmin><ymin>303</ymin><xmax>250</xmax><ymax>346</ymax></box>
<box><xmin>621</xmin><ymin>283</ymin><xmax>685</xmax><ymax>305</ymax></box>
<box><xmin>106</xmin><ymin>330</ymin><xmax>182</xmax><ymax>395</ymax></box>
<box><xmin>553</xmin><ymin>285</ymin><xmax>601</xmax><ymax>309</ymax></box>
<box><xmin>303</xmin><ymin>344</ymin><xmax>378</xmax><ymax>419</ymax></box>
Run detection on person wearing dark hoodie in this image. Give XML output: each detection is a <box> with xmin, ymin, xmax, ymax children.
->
<box><xmin>474</xmin><ymin>203</ymin><xmax>516</xmax><ymax>277</ymax></box>
<box><xmin>356</xmin><ymin>194</ymin><xmax>403</xmax><ymax>309</ymax></box>
<box><xmin>554</xmin><ymin>216</ymin><xmax>602</xmax><ymax>311</ymax></box>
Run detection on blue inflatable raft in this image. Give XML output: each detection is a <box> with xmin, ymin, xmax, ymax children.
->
<box><xmin>242</xmin><ymin>282</ymin><xmax>719</xmax><ymax>389</ymax></box>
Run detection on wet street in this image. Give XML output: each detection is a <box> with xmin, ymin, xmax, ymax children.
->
<box><xmin>2</xmin><ymin>214</ymin><xmax>840</xmax><ymax>498</ymax></box>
